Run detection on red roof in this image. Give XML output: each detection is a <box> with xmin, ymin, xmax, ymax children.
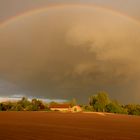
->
<box><xmin>49</xmin><ymin>104</ymin><xmax>70</xmax><ymax>108</ymax></box>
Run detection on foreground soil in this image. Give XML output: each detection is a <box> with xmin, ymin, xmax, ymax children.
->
<box><xmin>0</xmin><ymin>112</ymin><xmax>140</xmax><ymax>140</ymax></box>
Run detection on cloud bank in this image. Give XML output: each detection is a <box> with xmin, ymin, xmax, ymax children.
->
<box><xmin>0</xmin><ymin>6</ymin><xmax>140</xmax><ymax>103</ymax></box>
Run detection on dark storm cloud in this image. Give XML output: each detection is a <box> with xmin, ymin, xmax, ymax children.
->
<box><xmin>0</xmin><ymin>6</ymin><xmax>140</xmax><ymax>103</ymax></box>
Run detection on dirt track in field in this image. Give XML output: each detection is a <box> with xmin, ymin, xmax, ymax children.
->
<box><xmin>0</xmin><ymin>112</ymin><xmax>140</xmax><ymax>140</ymax></box>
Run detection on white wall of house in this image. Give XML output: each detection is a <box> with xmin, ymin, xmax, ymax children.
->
<box><xmin>50</xmin><ymin>108</ymin><xmax>70</xmax><ymax>111</ymax></box>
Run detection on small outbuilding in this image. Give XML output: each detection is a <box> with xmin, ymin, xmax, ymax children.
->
<box><xmin>71</xmin><ymin>105</ymin><xmax>82</xmax><ymax>112</ymax></box>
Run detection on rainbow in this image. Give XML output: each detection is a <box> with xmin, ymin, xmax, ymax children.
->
<box><xmin>0</xmin><ymin>3</ymin><xmax>140</xmax><ymax>28</ymax></box>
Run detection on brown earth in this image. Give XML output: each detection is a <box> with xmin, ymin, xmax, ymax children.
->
<box><xmin>0</xmin><ymin>112</ymin><xmax>140</xmax><ymax>140</ymax></box>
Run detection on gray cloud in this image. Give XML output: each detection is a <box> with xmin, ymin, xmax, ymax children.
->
<box><xmin>0</xmin><ymin>6</ymin><xmax>140</xmax><ymax>103</ymax></box>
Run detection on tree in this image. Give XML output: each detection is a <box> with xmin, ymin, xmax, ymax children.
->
<box><xmin>14</xmin><ymin>103</ymin><xmax>23</xmax><ymax>111</ymax></box>
<box><xmin>0</xmin><ymin>102</ymin><xmax>14</xmax><ymax>111</ymax></box>
<box><xmin>0</xmin><ymin>103</ymin><xmax>2</xmax><ymax>111</ymax></box>
<box><xmin>18</xmin><ymin>97</ymin><xmax>31</xmax><ymax>110</ymax></box>
<box><xmin>89</xmin><ymin>96</ymin><xmax>97</xmax><ymax>106</ymax></box>
<box><xmin>70</xmin><ymin>98</ymin><xmax>77</xmax><ymax>107</ymax></box>
<box><xmin>31</xmin><ymin>98</ymin><xmax>45</xmax><ymax>111</ymax></box>
<box><xmin>89</xmin><ymin>92</ymin><xmax>110</xmax><ymax>112</ymax></box>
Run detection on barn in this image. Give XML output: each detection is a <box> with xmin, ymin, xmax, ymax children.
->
<box><xmin>49</xmin><ymin>104</ymin><xmax>82</xmax><ymax>112</ymax></box>
<box><xmin>49</xmin><ymin>104</ymin><xmax>71</xmax><ymax>112</ymax></box>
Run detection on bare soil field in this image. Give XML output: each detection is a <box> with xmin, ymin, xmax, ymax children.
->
<box><xmin>0</xmin><ymin>112</ymin><xmax>140</xmax><ymax>140</ymax></box>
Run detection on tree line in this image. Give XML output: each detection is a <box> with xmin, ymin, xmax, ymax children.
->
<box><xmin>0</xmin><ymin>97</ymin><xmax>50</xmax><ymax>111</ymax></box>
<box><xmin>82</xmin><ymin>92</ymin><xmax>140</xmax><ymax>116</ymax></box>
<box><xmin>0</xmin><ymin>92</ymin><xmax>140</xmax><ymax>116</ymax></box>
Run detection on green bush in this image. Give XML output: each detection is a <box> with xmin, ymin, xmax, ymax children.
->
<box><xmin>106</xmin><ymin>101</ymin><xmax>127</xmax><ymax>114</ymax></box>
<box><xmin>82</xmin><ymin>105</ymin><xmax>94</xmax><ymax>112</ymax></box>
<box><xmin>124</xmin><ymin>104</ymin><xmax>140</xmax><ymax>115</ymax></box>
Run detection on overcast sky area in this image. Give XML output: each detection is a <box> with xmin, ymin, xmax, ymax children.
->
<box><xmin>1</xmin><ymin>0</ymin><xmax>140</xmax><ymax>22</ymax></box>
<box><xmin>0</xmin><ymin>0</ymin><xmax>140</xmax><ymax>103</ymax></box>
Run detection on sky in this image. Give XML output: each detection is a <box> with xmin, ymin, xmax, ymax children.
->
<box><xmin>0</xmin><ymin>0</ymin><xmax>140</xmax><ymax>103</ymax></box>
